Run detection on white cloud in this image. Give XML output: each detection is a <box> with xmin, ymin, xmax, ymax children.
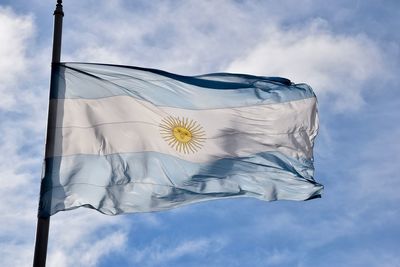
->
<box><xmin>62</xmin><ymin>0</ymin><xmax>269</xmax><ymax>73</ymax></box>
<box><xmin>47</xmin><ymin>212</ymin><xmax>127</xmax><ymax>267</ymax></box>
<box><xmin>0</xmin><ymin>242</ymin><xmax>34</xmax><ymax>267</ymax></box>
<box><xmin>131</xmin><ymin>237</ymin><xmax>227</xmax><ymax>266</ymax></box>
<box><xmin>263</xmin><ymin>248</ymin><xmax>293</xmax><ymax>266</ymax></box>
<box><xmin>0</xmin><ymin>7</ymin><xmax>35</xmax><ymax>109</ymax></box>
<box><xmin>227</xmin><ymin>19</ymin><xmax>388</xmax><ymax>111</ymax></box>
<box><xmin>0</xmin><ymin>7</ymin><xmax>42</xmax><ymax>267</ymax></box>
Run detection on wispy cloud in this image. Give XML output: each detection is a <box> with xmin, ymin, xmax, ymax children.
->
<box><xmin>62</xmin><ymin>1</ymin><xmax>275</xmax><ymax>73</ymax></box>
<box><xmin>0</xmin><ymin>6</ymin><xmax>35</xmax><ymax>109</ymax></box>
<box><xmin>227</xmin><ymin>19</ymin><xmax>389</xmax><ymax>111</ymax></box>
<box><xmin>131</xmin><ymin>236</ymin><xmax>227</xmax><ymax>266</ymax></box>
<box><xmin>47</xmin><ymin>212</ymin><xmax>127</xmax><ymax>267</ymax></box>
<box><xmin>0</xmin><ymin>7</ymin><xmax>42</xmax><ymax>266</ymax></box>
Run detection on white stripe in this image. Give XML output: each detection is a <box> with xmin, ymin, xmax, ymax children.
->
<box><xmin>47</xmin><ymin>96</ymin><xmax>317</xmax><ymax>162</ymax></box>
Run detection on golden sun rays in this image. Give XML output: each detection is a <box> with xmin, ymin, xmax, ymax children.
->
<box><xmin>160</xmin><ymin>116</ymin><xmax>206</xmax><ymax>154</ymax></box>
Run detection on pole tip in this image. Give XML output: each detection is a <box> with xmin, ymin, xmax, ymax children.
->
<box><xmin>54</xmin><ymin>0</ymin><xmax>64</xmax><ymax>16</ymax></box>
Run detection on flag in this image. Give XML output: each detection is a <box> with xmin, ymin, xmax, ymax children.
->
<box><xmin>39</xmin><ymin>63</ymin><xmax>323</xmax><ymax>217</ymax></box>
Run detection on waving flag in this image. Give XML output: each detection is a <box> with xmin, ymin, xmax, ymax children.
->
<box><xmin>39</xmin><ymin>63</ymin><xmax>323</xmax><ymax>217</ymax></box>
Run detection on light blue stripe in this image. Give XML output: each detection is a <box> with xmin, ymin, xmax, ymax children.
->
<box><xmin>39</xmin><ymin>151</ymin><xmax>323</xmax><ymax>217</ymax></box>
<box><xmin>50</xmin><ymin>63</ymin><xmax>315</xmax><ymax>109</ymax></box>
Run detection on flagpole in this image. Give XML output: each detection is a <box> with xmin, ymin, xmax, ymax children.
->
<box><xmin>33</xmin><ymin>1</ymin><xmax>64</xmax><ymax>267</ymax></box>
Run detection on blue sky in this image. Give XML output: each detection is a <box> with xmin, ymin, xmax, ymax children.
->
<box><xmin>0</xmin><ymin>0</ymin><xmax>399</xmax><ymax>266</ymax></box>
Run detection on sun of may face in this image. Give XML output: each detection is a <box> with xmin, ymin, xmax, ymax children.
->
<box><xmin>173</xmin><ymin>126</ymin><xmax>192</xmax><ymax>143</ymax></box>
<box><xmin>160</xmin><ymin>116</ymin><xmax>205</xmax><ymax>154</ymax></box>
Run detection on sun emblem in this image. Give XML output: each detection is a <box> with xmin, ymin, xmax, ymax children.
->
<box><xmin>160</xmin><ymin>116</ymin><xmax>205</xmax><ymax>154</ymax></box>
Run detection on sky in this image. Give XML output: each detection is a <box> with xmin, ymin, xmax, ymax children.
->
<box><xmin>0</xmin><ymin>0</ymin><xmax>399</xmax><ymax>266</ymax></box>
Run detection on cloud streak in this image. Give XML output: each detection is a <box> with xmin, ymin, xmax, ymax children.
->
<box><xmin>0</xmin><ymin>6</ymin><xmax>35</xmax><ymax>109</ymax></box>
<box><xmin>131</xmin><ymin>237</ymin><xmax>227</xmax><ymax>267</ymax></box>
<box><xmin>227</xmin><ymin>19</ymin><xmax>388</xmax><ymax>111</ymax></box>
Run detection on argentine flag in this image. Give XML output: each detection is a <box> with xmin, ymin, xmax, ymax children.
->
<box><xmin>39</xmin><ymin>63</ymin><xmax>323</xmax><ymax>217</ymax></box>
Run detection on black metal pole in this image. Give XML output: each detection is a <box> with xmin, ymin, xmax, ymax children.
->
<box><xmin>33</xmin><ymin>1</ymin><xmax>63</xmax><ymax>267</ymax></box>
